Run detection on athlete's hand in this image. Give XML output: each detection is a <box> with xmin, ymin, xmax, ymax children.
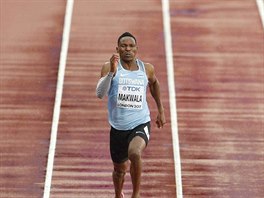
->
<box><xmin>110</xmin><ymin>54</ymin><xmax>119</xmax><ymax>73</ymax></box>
<box><xmin>156</xmin><ymin>111</ymin><xmax>166</xmax><ymax>128</ymax></box>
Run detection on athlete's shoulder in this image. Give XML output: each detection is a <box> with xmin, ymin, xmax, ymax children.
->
<box><xmin>103</xmin><ymin>61</ymin><xmax>111</xmax><ymax>69</ymax></box>
<box><xmin>143</xmin><ymin>62</ymin><xmax>154</xmax><ymax>69</ymax></box>
<box><xmin>137</xmin><ymin>58</ymin><xmax>154</xmax><ymax>70</ymax></box>
<box><xmin>142</xmin><ymin>62</ymin><xmax>155</xmax><ymax>75</ymax></box>
<box><xmin>141</xmin><ymin>62</ymin><xmax>157</xmax><ymax>83</ymax></box>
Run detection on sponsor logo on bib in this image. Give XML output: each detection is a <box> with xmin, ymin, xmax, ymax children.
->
<box><xmin>117</xmin><ymin>77</ymin><xmax>144</xmax><ymax>109</ymax></box>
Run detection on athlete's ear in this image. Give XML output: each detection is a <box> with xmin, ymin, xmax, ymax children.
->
<box><xmin>116</xmin><ymin>46</ymin><xmax>119</xmax><ymax>53</ymax></box>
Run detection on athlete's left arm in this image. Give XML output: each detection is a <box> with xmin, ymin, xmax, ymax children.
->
<box><xmin>145</xmin><ymin>63</ymin><xmax>166</xmax><ymax>128</ymax></box>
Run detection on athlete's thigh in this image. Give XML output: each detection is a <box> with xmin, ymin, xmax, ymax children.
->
<box><xmin>128</xmin><ymin>136</ymin><xmax>146</xmax><ymax>156</ymax></box>
<box><xmin>128</xmin><ymin>121</ymin><xmax>151</xmax><ymax>149</ymax></box>
<box><xmin>110</xmin><ymin>127</ymin><xmax>130</xmax><ymax>163</ymax></box>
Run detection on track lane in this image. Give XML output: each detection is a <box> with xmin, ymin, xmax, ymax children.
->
<box><xmin>170</xmin><ymin>0</ymin><xmax>264</xmax><ymax>197</ymax></box>
<box><xmin>0</xmin><ymin>1</ymin><xmax>65</xmax><ymax>197</ymax></box>
<box><xmin>50</xmin><ymin>0</ymin><xmax>176</xmax><ymax>197</ymax></box>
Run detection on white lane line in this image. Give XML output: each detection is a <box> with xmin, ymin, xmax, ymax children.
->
<box><xmin>161</xmin><ymin>0</ymin><xmax>183</xmax><ymax>198</ymax></box>
<box><xmin>256</xmin><ymin>0</ymin><xmax>264</xmax><ymax>29</ymax></box>
<box><xmin>43</xmin><ymin>0</ymin><xmax>74</xmax><ymax>198</ymax></box>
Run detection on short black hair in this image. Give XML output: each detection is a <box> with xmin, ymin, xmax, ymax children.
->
<box><xmin>117</xmin><ymin>32</ymin><xmax>137</xmax><ymax>44</ymax></box>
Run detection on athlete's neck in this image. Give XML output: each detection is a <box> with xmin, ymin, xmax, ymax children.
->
<box><xmin>121</xmin><ymin>59</ymin><xmax>138</xmax><ymax>71</ymax></box>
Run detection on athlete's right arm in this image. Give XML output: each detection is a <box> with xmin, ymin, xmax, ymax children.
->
<box><xmin>96</xmin><ymin>54</ymin><xmax>119</xmax><ymax>99</ymax></box>
<box><xmin>96</xmin><ymin>63</ymin><xmax>112</xmax><ymax>99</ymax></box>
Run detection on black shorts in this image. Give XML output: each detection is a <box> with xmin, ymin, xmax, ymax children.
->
<box><xmin>110</xmin><ymin>122</ymin><xmax>151</xmax><ymax>164</ymax></box>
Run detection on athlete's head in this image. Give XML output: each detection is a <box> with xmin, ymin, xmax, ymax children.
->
<box><xmin>116</xmin><ymin>32</ymin><xmax>138</xmax><ymax>62</ymax></box>
<box><xmin>117</xmin><ymin>32</ymin><xmax>137</xmax><ymax>45</ymax></box>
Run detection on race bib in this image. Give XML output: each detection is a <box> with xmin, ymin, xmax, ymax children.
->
<box><xmin>117</xmin><ymin>85</ymin><xmax>144</xmax><ymax>109</ymax></box>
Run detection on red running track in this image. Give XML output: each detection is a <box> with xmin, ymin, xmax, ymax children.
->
<box><xmin>1</xmin><ymin>0</ymin><xmax>263</xmax><ymax>198</ymax></box>
<box><xmin>1</xmin><ymin>0</ymin><xmax>65</xmax><ymax>197</ymax></box>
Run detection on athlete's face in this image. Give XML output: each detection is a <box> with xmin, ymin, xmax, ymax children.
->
<box><xmin>116</xmin><ymin>37</ymin><xmax>138</xmax><ymax>62</ymax></box>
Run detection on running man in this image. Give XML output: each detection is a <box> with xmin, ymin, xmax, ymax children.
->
<box><xmin>96</xmin><ymin>32</ymin><xmax>166</xmax><ymax>198</ymax></box>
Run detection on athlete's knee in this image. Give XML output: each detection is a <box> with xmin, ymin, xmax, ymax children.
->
<box><xmin>128</xmin><ymin>149</ymin><xmax>141</xmax><ymax>162</ymax></box>
<box><xmin>113</xmin><ymin>168</ymin><xmax>126</xmax><ymax>178</ymax></box>
<box><xmin>113</xmin><ymin>162</ymin><xmax>128</xmax><ymax>178</ymax></box>
<box><xmin>128</xmin><ymin>137</ymin><xmax>145</xmax><ymax>162</ymax></box>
